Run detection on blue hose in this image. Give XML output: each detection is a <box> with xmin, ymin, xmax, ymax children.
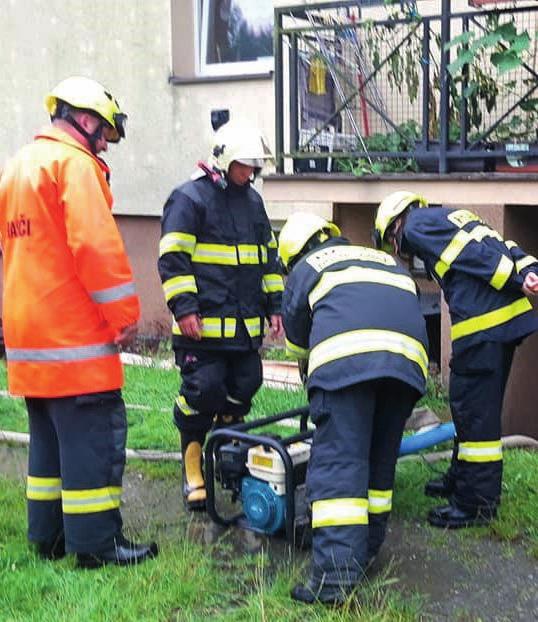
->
<box><xmin>399</xmin><ymin>422</ymin><xmax>456</xmax><ymax>457</ymax></box>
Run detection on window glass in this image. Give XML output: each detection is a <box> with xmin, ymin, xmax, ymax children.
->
<box><xmin>198</xmin><ymin>0</ymin><xmax>274</xmax><ymax>76</ymax></box>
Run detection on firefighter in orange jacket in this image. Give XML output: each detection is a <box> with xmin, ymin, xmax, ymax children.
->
<box><xmin>0</xmin><ymin>77</ymin><xmax>157</xmax><ymax>567</ymax></box>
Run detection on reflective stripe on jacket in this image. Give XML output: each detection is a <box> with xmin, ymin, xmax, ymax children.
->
<box><xmin>282</xmin><ymin>238</ymin><xmax>428</xmax><ymax>394</ymax></box>
<box><xmin>0</xmin><ymin>127</ymin><xmax>140</xmax><ymax>397</ymax></box>
<box><xmin>403</xmin><ymin>207</ymin><xmax>538</xmax><ymax>353</ymax></box>
<box><xmin>158</xmin><ymin>174</ymin><xmax>283</xmax><ymax>351</ymax></box>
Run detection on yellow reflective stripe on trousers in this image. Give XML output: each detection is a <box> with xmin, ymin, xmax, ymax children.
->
<box><xmin>172</xmin><ymin>317</ymin><xmax>237</xmax><ymax>338</ymax></box>
<box><xmin>159</xmin><ymin>232</ymin><xmax>197</xmax><ymax>257</ymax></box>
<box><xmin>192</xmin><ymin>243</ymin><xmax>238</xmax><ymax>265</ymax></box>
<box><xmin>451</xmin><ymin>297</ymin><xmax>532</xmax><ymax>341</ymax></box>
<box><xmin>489</xmin><ymin>255</ymin><xmax>514</xmax><ymax>290</ymax></box>
<box><xmin>238</xmin><ymin>244</ymin><xmax>260</xmax><ymax>264</ymax></box>
<box><xmin>27</xmin><ymin>476</ymin><xmax>62</xmax><ymax>501</ymax></box>
<box><xmin>312</xmin><ymin>498</ymin><xmax>369</xmax><ymax>528</ymax></box>
<box><xmin>368</xmin><ymin>489</ymin><xmax>393</xmax><ymax>514</ymax></box>
<box><xmin>176</xmin><ymin>395</ymin><xmax>199</xmax><ymax>415</ymax></box>
<box><xmin>435</xmin><ymin>226</ymin><xmax>503</xmax><ymax>278</ymax></box>
<box><xmin>163</xmin><ymin>275</ymin><xmax>198</xmax><ymax>302</ymax></box>
<box><xmin>285</xmin><ymin>337</ymin><xmax>309</xmax><ymax>359</ymax></box>
<box><xmin>308</xmin><ymin>266</ymin><xmax>416</xmax><ymax>309</ymax></box>
<box><xmin>309</xmin><ymin>329</ymin><xmax>428</xmax><ymax>379</ymax></box>
<box><xmin>516</xmin><ymin>255</ymin><xmax>538</xmax><ymax>273</ymax></box>
<box><xmin>458</xmin><ymin>440</ymin><xmax>502</xmax><ymax>463</ymax></box>
<box><xmin>62</xmin><ymin>487</ymin><xmax>122</xmax><ymax>514</ymax></box>
<box><xmin>262</xmin><ymin>273</ymin><xmax>284</xmax><ymax>293</ymax></box>
<box><xmin>244</xmin><ymin>317</ymin><xmax>261</xmax><ymax>338</ymax></box>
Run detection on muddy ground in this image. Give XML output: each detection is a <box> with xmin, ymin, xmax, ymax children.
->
<box><xmin>1</xmin><ymin>445</ymin><xmax>536</xmax><ymax>621</ymax></box>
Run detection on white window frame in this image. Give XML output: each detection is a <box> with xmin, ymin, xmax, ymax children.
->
<box><xmin>195</xmin><ymin>0</ymin><xmax>274</xmax><ymax>77</ymax></box>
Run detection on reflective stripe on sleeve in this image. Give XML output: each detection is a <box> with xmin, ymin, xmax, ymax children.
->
<box><xmin>285</xmin><ymin>338</ymin><xmax>310</xmax><ymax>359</ymax></box>
<box><xmin>268</xmin><ymin>231</ymin><xmax>278</xmax><ymax>249</ymax></box>
<box><xmin>312</xmin><ymin>498</ymin><xmax>369</xmax><ymax>528</ymax></box>
<box><xmin>435</xmin><ymin>226</ymin><xmax>503</xmax><ymax>279</ymax></box>
<box><xmin>489</xmin><ymin>255</ymin><xmax>514</xmax><ymax>290</ymax></box>
<box><xmin>6</xmin><ymin>343</ymin><xmax>118</xmax><ymax>362</ymax></box>
<box><xmin>90</xmin><ymin>282</ymin><xmax>136</xmax><ymax>304</ymax></box>
<box><xmin>176</xmin><ymin>395</ymin><xmax>199</xmax><ymax>415</ymax></box>
<box><xmin>262</xmin><ymin>273</ymin><xmax>284</xmax><ymax>293</ymax></box>
<box><xmin>159</xmin><ymin>232</ymin><xmax>197</xmax><ymax>257</ymax></box>
<box><xmin>451</xmin><ymin>297</ymin><xmax>532</xmax><ymax>341</ymax></box>
<box><xmin>308</xmin><ymin>266</ymin><xmax>416</xmax><ymax>309</ymax></box>
<box><xmin>308</xmin><ymin>329</ymin><xmax>428</xmax><ymax>378</ymax></box>
<box><xmin>458</xmin><ymin>440</ymin><xmax>502</xmax><ymax>463</ymax></box>
<box><xmin>244</xmin><ymin>317</ymin><xmax>262</xmax><ymax>338</ymax></box>
<box><xmin>27</xmin><ymin>476</ymin><xmax>62</xmax><ymax>501</ymax></box>
<box><xmin>62</xmin><ymin>486</ymin><xmax>122</xmax><ymax>514</ymax></box>
<box><xmin>192</xmin><ymin>243</ymin><xmax>238</xmax><ymax>265</ymax></box>
<box><xmin>368</xmin><ymin>489</ymin><xmax>393</xmax><ymax>514</ymax></box>
<box><xmin>516</xmin><ymin>255</ymin><xmax>538</xmax><ymax>273</ymax></box>
<box><xmin>163</xmin><ymin>275</ymin><xmax>198</xmax><ymax>302</ymax></box>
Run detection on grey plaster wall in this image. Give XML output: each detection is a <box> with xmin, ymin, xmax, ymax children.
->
<box><xmin>0</xmin><ymin>0</ymin><xmax>275</xmax><ymax>216</ymax></box>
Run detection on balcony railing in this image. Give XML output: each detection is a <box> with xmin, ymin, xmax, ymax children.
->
<box><xmin>274</xmin><ymin>0</ymin><xmax>538</xmax><ymax>174</ymax></box>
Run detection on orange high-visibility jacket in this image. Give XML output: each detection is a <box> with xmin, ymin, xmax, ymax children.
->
<box><xmin>0</xmin><ymin>127</ymin><xmax>140</xmax><ymax>397</ymax></box>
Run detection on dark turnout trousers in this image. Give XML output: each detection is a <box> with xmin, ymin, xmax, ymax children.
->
<box><xmin>307</xmin><ymin>379</ymin><xmax>418</xmax><ymax>587</ymax></box>
<box><xmin>448</xmin><ymin>340</ymin><xmax>516</xmax><ymax>513</ymax></box>
<box><xmin>173</xmin><ymin>348</ymin><xmax>263</xmax><ymax>446</ymax></box>
<box><xmin>26</xmin><ymin>391</ymin><xmax>127</xmax><ymax>553</ymax></box>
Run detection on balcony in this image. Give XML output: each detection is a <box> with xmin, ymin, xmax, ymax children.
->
<box><xmin>272</xmin><ymin>0</ymin><xmax>538</xmax><ymax>176</ymax></box>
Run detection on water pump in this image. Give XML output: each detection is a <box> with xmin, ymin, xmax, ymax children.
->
<box><xmin>205</xmin><ymin>406</ymin><xmax>312</xmax><ymax>542</ymax></box>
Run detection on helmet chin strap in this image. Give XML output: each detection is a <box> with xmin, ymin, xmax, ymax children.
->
<box><xmin>63</xmin><ymin>113</ymin><xmax>105</xmax><ymax>154</ymax></box>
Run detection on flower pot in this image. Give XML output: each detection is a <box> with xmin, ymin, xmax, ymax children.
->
<box><xmin>414</xmin><ymin>141</ymin><xmax>495</xmax><ymax>173</ymax></box>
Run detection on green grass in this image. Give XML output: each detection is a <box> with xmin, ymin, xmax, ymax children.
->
<box><xmin>1</xmin><ymin>361</ymin><xmax>538</xmax><ymax>620</ymax></box>
<box><xmin>0</xmin><ymin>473</ymin><xmax>424</xmax><ymax>621</ymax></box>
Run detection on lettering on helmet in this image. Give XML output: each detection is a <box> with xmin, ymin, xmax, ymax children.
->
<box><xmin>7</xmin><ymin>215</ymin><xmax>32</xmax><ymax>239</ymax></box>
<box><xmin>306</xmin><ymin>245</ymin><xmax>396</xmax><ymax>272</ymax></box>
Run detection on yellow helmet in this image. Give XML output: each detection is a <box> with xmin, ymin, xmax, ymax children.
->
<box><xmin>44</xmin><ymin>76</ymin><xmax>127</xmax><ymax>142</ymax></box>
<box><xmin>278</xmin><ymin>212</ymin><xmax>341</xmax><ymax>271</ymax></box>
<box><xmin>209</xmin><ymin>121</ymin><xmax>273</xmax><ymax>172</ymax></box>
<box><xmin>374</xmin><ymin>191</ymin><xmax>427</xmax><ymax>252</ymax></box>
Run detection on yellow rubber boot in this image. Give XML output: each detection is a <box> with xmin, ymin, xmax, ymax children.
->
<box><xmin>183</xmin><ymin>441</ymin><xmax>207</xmax><ymax>511</ymax></box>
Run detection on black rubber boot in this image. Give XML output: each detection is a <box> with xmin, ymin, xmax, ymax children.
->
<box><xmin>424</xmin><ymin>474</ymin><xmax>455</xmax><ymax>498</ymax></box>
<box><xmin>290</xmin><ymin>577</ymin><xmax>355</xmax><ymax>605</ymax></box>
<box><xmin>76</xmin><ymin>534</ymin><xmax>158</xmax><ymax>569</ymax></box>
<box><xmin>427</xmin><ymin>504</ymin><xmax>496</xmax><ymax>529</ymax></box>
<box><xmin>34</xmin><ymin>532</ymin><xmax>66</xmax><ymax>561</ymax></box>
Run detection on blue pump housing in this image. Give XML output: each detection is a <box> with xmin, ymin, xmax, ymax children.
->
<box><xmin>241</xmin><ymin>476</ymin><xmax>286</xmax><ymax>534</ymax></box>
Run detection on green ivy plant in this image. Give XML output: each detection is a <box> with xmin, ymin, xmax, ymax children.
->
<box><xmin>445</xmin><ymin>14</ymin><xmax>538</xmax><ymax>139</ymax></box>
<box><xmin>337</xmin><ymin>121</ymin><xmax>420</xmax><ymax>176</ymax></box>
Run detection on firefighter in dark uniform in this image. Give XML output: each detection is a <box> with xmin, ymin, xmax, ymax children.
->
<box><xmin>278</xmin><ymin>212</ymin><xmax>428</xmax><ymax>605</ymax></box>
<box><xmin>374</xmin><ymin>191</ymin><xmax>538</xmax><ymax>529</ymax></box>
<box><xmin>158</xmin><ymin>121</ymin><xmax>284</xmax><ymax>510</ymax></box>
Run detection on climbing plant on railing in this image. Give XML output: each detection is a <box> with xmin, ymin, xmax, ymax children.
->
<box><xmin>445</xmin><ymin>13</ymin><xmax>538</xmax><ymax>138</ymax></box>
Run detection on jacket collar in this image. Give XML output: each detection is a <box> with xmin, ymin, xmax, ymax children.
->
<box><xmin>34</xmin><ymin>126</ymin><xmax>110</xmax><ymax>176</ymax></box>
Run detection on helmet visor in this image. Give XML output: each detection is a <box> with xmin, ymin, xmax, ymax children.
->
<box><xmin>103</xmin><ymin>113</ymin><xmax>127</xmax><ymax>143</ymax></box>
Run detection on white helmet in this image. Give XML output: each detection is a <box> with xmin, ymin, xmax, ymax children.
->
<box><xmin>209</xmin><ymin>122</ymin><xmax>273</xmax><ymax>173</ymax></box>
